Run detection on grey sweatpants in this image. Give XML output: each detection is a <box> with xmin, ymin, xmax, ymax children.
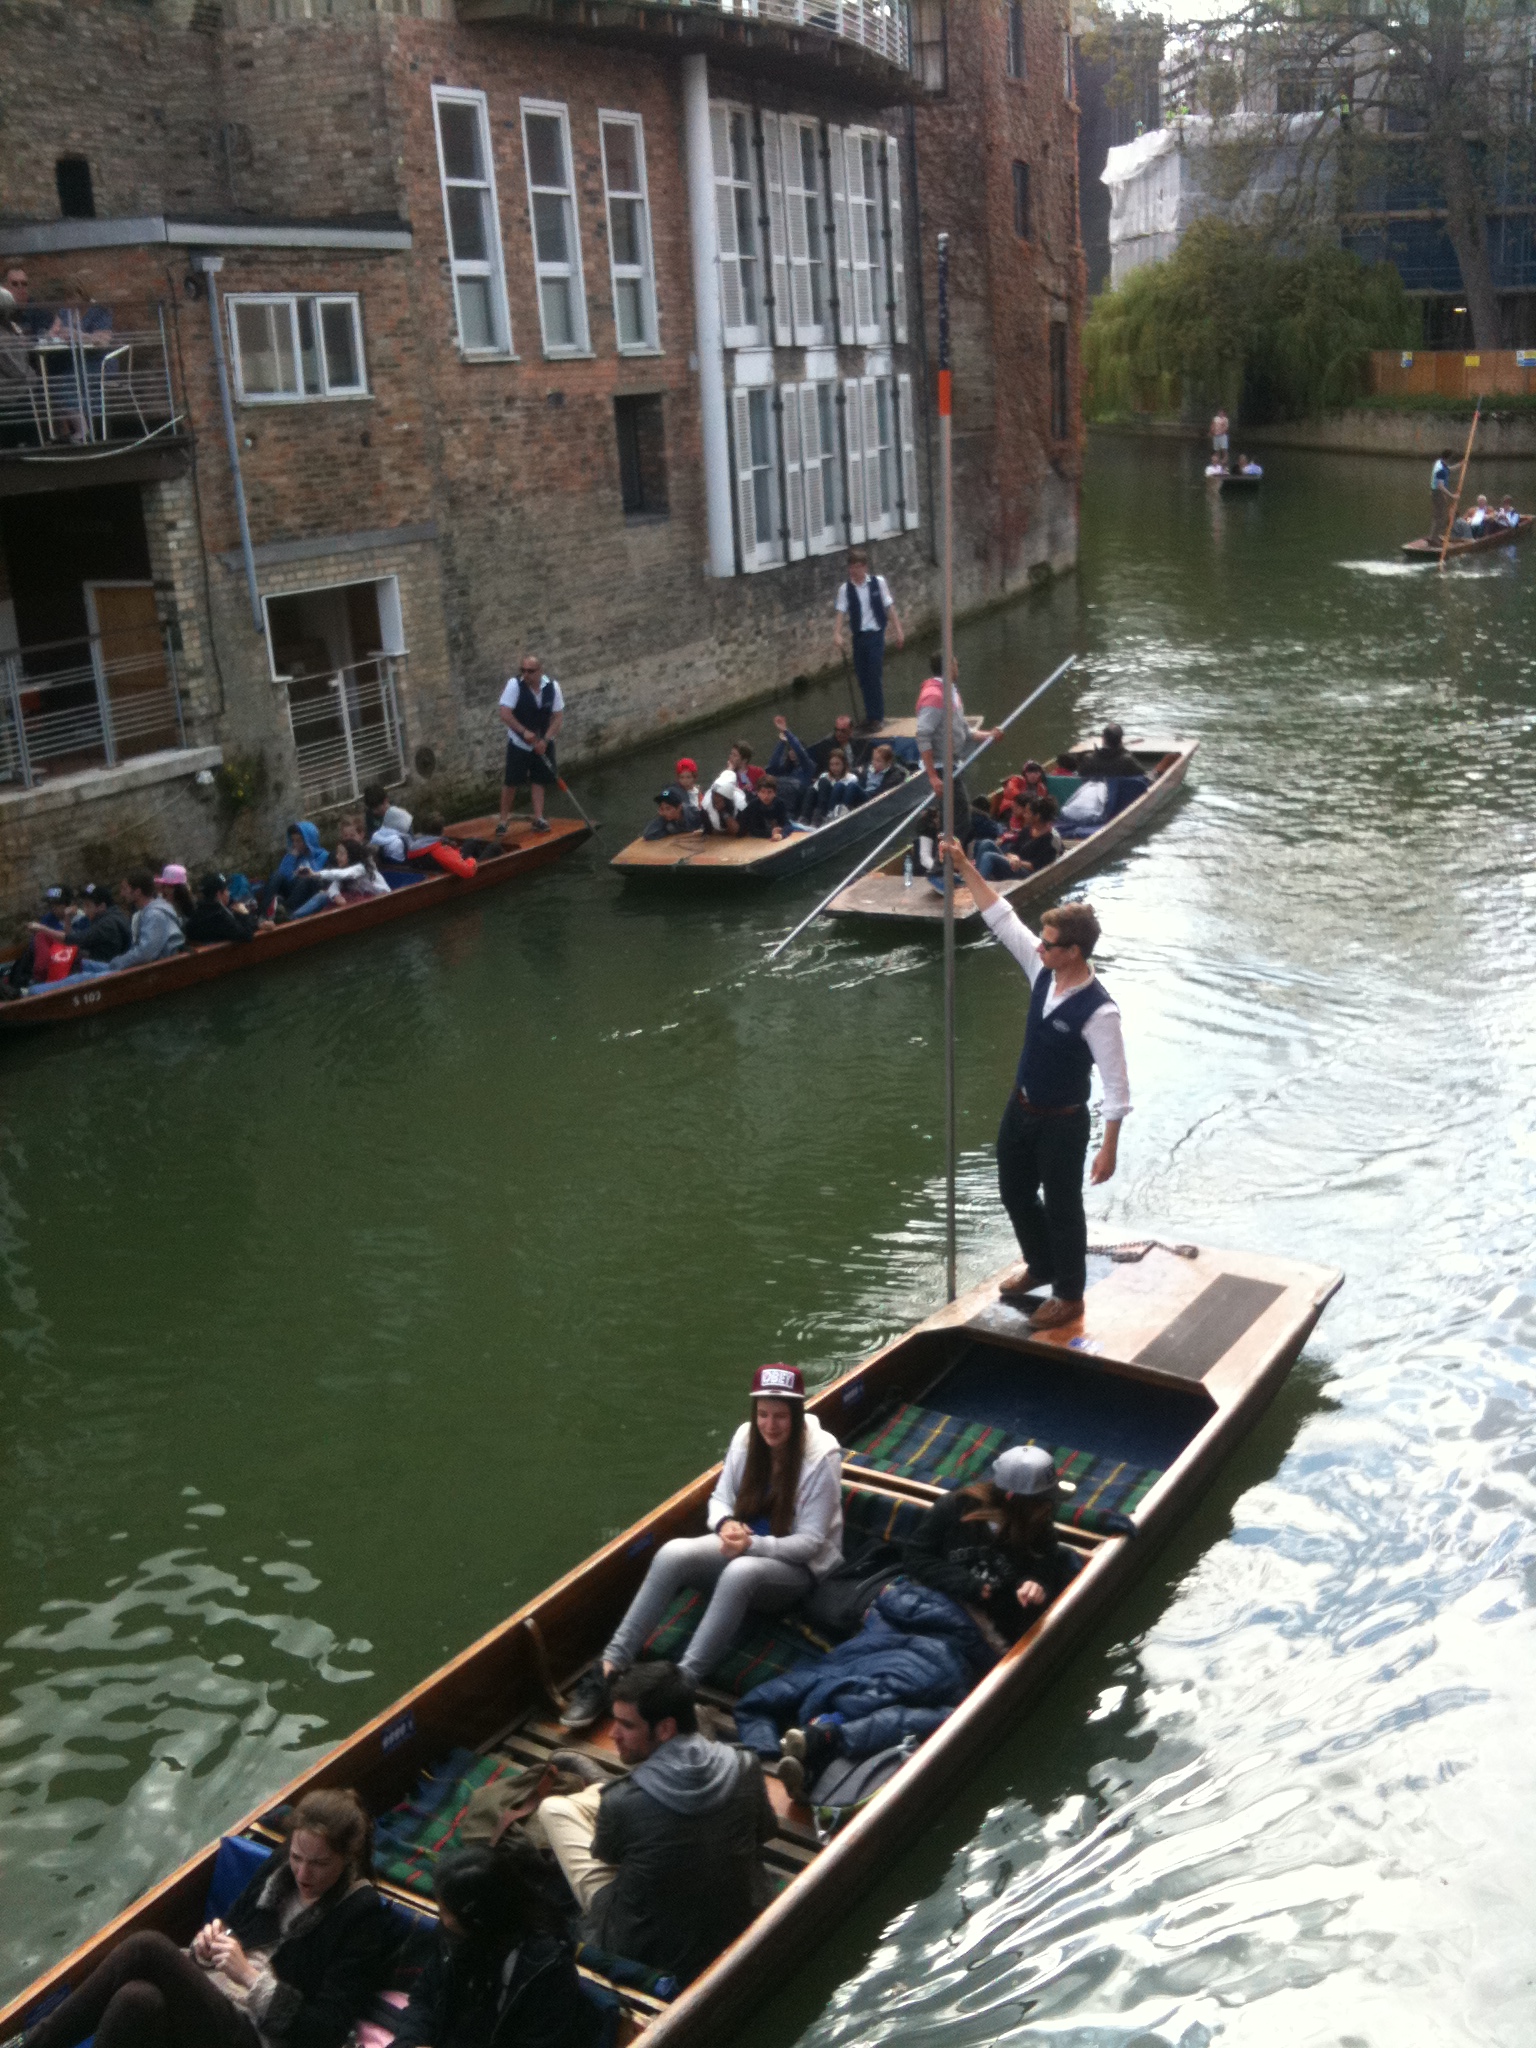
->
<box><xmin>604</xmin><ymin>1534</ymin><xmax>813</xmax><ymax>1684</ymax></box>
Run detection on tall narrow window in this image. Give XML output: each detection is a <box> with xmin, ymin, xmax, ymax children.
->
<box><xmin>615</xmin><ymin>394</ymin><xmax>668</xmax><ymax>515</ymax></box>
<box><xmin>862</xmin><ymin>376</ymin><xmax>896</xmax><ymax>536</ymax></box>
<box><xmin>1006</xmin><ymin>0</ymin><xmax>1026</xmax><ymax>79</ymax></box>
<box><xmin>731</xmin><ymin>386</ymin><xmax>781</xmax><ymax>570</ymax></box>
<box><xmin>1050</xmin><ymin>322</ymin><xmax>1070</xmax><ymax>440</ymax></box>
<box><xmin>712</xmin><ymin>104</ymin><xmax>761</xmax><ymax>346</ymax></box>
<box><xmin>56</xmin><ymin>157</ymin><xmax>95</xmax><ymax>220</ymax></box>
<box><xmin>845</xmin><ymin>130</ymin><xmax>883</xmax><ymax>344</ymax></box>
<box><xmin>1063</xmin><ymin>29</ymin><xmax>1076</xmax><ymax>100</ymax></box>
<box><xmin>1013</xmin><ymin>161</ymin><xmax>1032</xmax><ymax>240</ymax></box>
<box><xmin>601</xmin><ymin>115</ymin><xmax>658</xmax><ymax>353</ymax></box>
<box><xmin>783</xmin><ymin>118</ymin><xmax>828</xmax><ymax>344</ymax></box>
<box><xmin>522</xmin><ymin>101</ymin><xmax>589</xmax><ymax>356</ymax></box>
<box><xmin>912</xmin><ymin>0</ymin><xmax>948</xmax><ymax>93</ymax></box>
<box><xmin>432</xmin><ymin>89</ymin><xmax>511</xmax><ymax>355</ymax></box>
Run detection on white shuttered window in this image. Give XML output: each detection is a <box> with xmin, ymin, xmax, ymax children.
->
<box><xmin>732</xmin><ymin>386</ymin><xmax>781</xmax><ymax>571</ymax></box>
<box><xmin>783</xmin><ymin>119</ymin><xmax>829</xmax><ymax>345</ymax></box>
<box><xmin>898</xmin><ymin>371</ymin><xmax>921</xmax><ymax>529</ymax></box>
<box><xmin>781</xmin><ymin>382</ymin><xmax>806</xmax><ymax>559</ymax></box>
<box><xmin>846</xmin><ymin>131</ymin><xmax>883</xmax><ymax>344</ymax></box>
<box><xmin>843</xmin><ymin>375</ymin><xmax>866</xmax><ymax>541</ymax></box>
<box><xmin>801</xmin><ymin>381</ymin><xmax>841</xmax><ymax>553</ymax></box>
<box><xmin>712</xmin><ymin>105</ymin><xmax>762</xmax><ymax>347</ymax></box>
<box><xmin>761</xmin><ymin>113</ymin><xmax>792</xmax><ymax>346</ymax></box>
<box><xmin>828</xmin><ymin>128</ymin><xmax>856</xmax><ymax>344</ymax></box>
<box><xmin>885</xmin><ymin>135</ymin><xmax>908</xmax><ymax>343</ymax></box>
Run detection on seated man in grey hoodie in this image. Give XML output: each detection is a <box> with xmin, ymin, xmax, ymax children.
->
<box><xmin>74</xmin><ymin>870</ymin><xmax>186</xmax><ymax>978</ymax></box>
<box><xmin>540</xmin><ymin>1662</ymin><xmax>774</xmax><ymax>1986</ymax></box>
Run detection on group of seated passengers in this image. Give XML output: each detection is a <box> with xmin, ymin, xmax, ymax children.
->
<box><xmin>1457</xmin><ymin>492</ymin><xmax>1523</xmax><ymax>538</ymax></box>
<box><xmin>643</xmin><ymin>712</ymin><xmax>910</xmax><ymax>842</ymax></box>
<box><xmin>3</xmin><ymin>790</ymin><xmax>492</xmax><ymax>996</ymax></box>
<box><xmin>1204</xmin><ymin>452</ymin><xmax>1263</xmax><ymax>478</ymax></box>
<box><xmin>27</xmin><ymin>1371</ymin><xmax>1082</xmax><ymax>2035</ymax></box>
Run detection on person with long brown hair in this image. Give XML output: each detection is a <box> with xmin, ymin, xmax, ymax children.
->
<box><xmin>903</xmin><ymin>1446</ymin><xmax>1082</xmax><ymax>1644</ymax></box>
<box><xmin>561</xmin><ymin>1365</ymin><xmax>842</xmax><ymax>1729</ymax></box>
<box><xmin>22</xmin><ymin>1788</ymin><xmax>397</xmax><ymax>2048</ymax></box>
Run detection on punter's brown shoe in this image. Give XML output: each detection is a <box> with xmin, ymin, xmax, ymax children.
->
<box><xmin>997</xmin><ymin>1267</ymin><xmax>1047</xmax><ymax>1304</ymax></box>
<box><xmin>1030</xmin><ymin>1296</ymin><xmax>1084</xmax><ymax>1331</ymax></box>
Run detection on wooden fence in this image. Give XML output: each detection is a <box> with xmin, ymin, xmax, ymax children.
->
<box><xmin>1368</xmin><ymin>349</ymin><xmax>1536</xmax><ymax>399</ymax></box>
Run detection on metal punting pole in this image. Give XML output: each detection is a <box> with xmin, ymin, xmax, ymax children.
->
<box><xmin>937</xmin><ymin>230</ymin><xmax>957</xmax><ymax>1305</ymax></box>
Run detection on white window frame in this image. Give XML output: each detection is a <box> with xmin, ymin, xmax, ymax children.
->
<box><xmin>862</xmin><ymin>374</ymin><xmax>897</xmax><ymax>536</ymax></box>
<box><xmin>521</xmin><ymin>97</ymin><xmax>591</xmax><ymax>358</ymax></box>
<box><xmin>760</xmin><ymin>111</ymin><xmax>793</xmax><ymax>347</ymax></box>
<box><xmin>599</xmin><ymin>110</ymin><xmax>660</xmax><ymax>355</ymax></box>
<box><xmin>780</xmin><ymin>380</ymin><xmax>806</xmax><ymax>561</ymax></box>
<box><xmin>844</xmin><ymin>127</ymin><xmax>884</xmax><ymax>345</ymax></box>
<box><xmin>843</xmin><ymin>374</ymin><xmax>866</xmax><ymax>541</ymax></box>
<box><xmin>897</xmin><ymin>371</ymin><xmax>921</xmax><ymax>530</ymax></box>
<box><xmin>227</xmin><ymin>293</ymin><xmax>369</xmax><ymax>404</ymax></box>
<box><xmin>712</xmin><ymin>102</ymin><xmax>763</xmax><ymax>349</ymax></box>
<box><xmin>731</xmin><ymin>385</ymin><xmax>782</xmax><ymax>572</ymax></box>
<box><xmin>884</xmin><ymin>135</ymin><xmax>908</xmax><ymax>344</ymax></box>
<box><xmin>783</xmin><ymin>117</ymin><xmax>830</xmax><ymax>347</ymax></box>
<box><xmin>828</xmin><ymin>126</ymin><xmax>856</xmax><ymax>345</ymax></box>
<box><xmin>431</xmin><ymin>86</ymin><xmax>513</xmax><ymax>358</ymax></box>
<box><xmin>799</xmin><ymin>380</ymin><xmax>841</xmax><ymax>554</ymax></box>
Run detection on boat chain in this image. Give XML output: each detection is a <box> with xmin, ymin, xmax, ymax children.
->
<box><xmin>1086</xmin><ymin>1239</ymin><xmax>1200</xmax><ymax>1263</ymax></box>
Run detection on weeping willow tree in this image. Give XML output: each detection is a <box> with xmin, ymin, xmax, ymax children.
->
<box><xmin>1084</xmin><ymin>219</ymin><xmax>1419</xmax><ymax>420</ymax></box>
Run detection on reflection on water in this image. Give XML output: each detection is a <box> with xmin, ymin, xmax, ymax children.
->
<box><xmin>4</xmin><ymin>436</ymin><xmax>1536</xmax><ymax>2039</ymax></box>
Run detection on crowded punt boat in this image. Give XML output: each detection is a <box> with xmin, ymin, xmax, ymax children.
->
<box><xmin>0</xmin><ymin>787</ymin><xmax>588</xmax><ymax>1029</ymax></box>
<box><xmin>0</xmin><ymin>1243</ymin><xmax>1341</xmax><ymax>2048</ymax></box>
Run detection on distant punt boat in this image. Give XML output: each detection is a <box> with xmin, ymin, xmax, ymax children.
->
<box><xmin>1401</xmin><ymin>514</ymin><xmax>1534</xmax><ymax>560</ymax></box>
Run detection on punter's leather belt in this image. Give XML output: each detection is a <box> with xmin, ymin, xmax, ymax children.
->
<box><xmin>1017</xmin><ymin>1092</ymin><xmax>1085</xmax><ymax>1117</ymax></box>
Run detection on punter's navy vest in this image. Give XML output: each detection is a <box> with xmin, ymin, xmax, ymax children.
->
<box><xmin>515</xmin><ymin>677</ymin><xmax>558</xmax><ymax>737</ymax></box>
<box><xmin>1016</xmin><ymin>972</ymin><xmax>1113</xmax><ymax>1108</ymax></box>
<box><xmin>845</xmin><ymin>577</ymin><xmax>886</xmax><ymax>633</ymax></box>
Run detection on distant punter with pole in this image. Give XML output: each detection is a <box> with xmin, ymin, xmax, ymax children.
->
<box><xmin>497</xmin><ymin>652</ymin><xmax>564</xmax><ymax>835</ymax></box>
<box><xmin>940</xmin><ymin>838</ymin><xmax>1131</xmax><ymax>1332</ymax></box>
<box><xmin>832</xmin><ymin>549</ymin><xmax>904</xmax><ymax>729</ymax></box>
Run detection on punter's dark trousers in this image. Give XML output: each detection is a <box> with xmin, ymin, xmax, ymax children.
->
<box><xmin>23</xmin><ymin>1932</ymin><xmax>259</xmax><ymax>2048</ymax></box>
<box><xmin>851</xmin><ymin>630</ymin><xmax>886</xmax><ymax>724</ymax></box>
<box><xmin>996</xmin><ymin>1093</ymin><xmax>1091</xmax><ymax>1301</ymax></box>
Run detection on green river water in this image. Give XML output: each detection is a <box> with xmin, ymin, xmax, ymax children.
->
<box><xmin>4</xmin><ymin>435</ymin><xmax>1536</xmax><ymax>2046</ymax></box>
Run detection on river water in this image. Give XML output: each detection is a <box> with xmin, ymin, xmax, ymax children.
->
<box><xmin>4</xmin><ymin>436</ymin><xmax>1535</xmax><ymax>2045</ymax></box>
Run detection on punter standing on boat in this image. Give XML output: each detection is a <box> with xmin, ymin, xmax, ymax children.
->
<box><xmin>1210</xmin><ymin>408</ymin><xmax>1229</xmax><ymax>466</ymax></box>
<box><xmin>940</xmin><ymin>841</ymin><xmax>1130</xmax><ymax>1332</ymax></box>
<box><xmin>833</xmin><ymin>549</ymin><xmax>904</xmax><ymax>728</ymax></box>
<box><xmin>497</xmin><ymin>653</ymin><xmax>564</xmax><ymax>836</ymax></box>
<box><xmin>1429</xmin><ymin>450</ymin><xmax>1457</xmax><ymax>544</ymax></box>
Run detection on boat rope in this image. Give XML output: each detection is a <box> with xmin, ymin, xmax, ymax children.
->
<box><xmin>1087</xmin><ymin>1239</ymin><xmax>1200</xmax><ymax>1263</ymax></box>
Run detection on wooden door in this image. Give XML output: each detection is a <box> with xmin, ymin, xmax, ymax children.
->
<box><xmin>84</xmin><ymin>582</ymin><xmax>178</xmax><ymax>759</ymax></box>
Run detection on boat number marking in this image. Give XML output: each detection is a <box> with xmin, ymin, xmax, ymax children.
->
<box><xmin>841</xmin><ymin>1381</ymin><xmax>866</xmax><ymax>1407</ymax></box>
<box><xmin>381</xmin><ymin>1709</ymin><xmax>416</xmax><ymax>1754</ymax></box>
<box><xmin>626</xmin><ymin>1534</ymin><xmax>654</xmax><ymax>1557</ymax></box>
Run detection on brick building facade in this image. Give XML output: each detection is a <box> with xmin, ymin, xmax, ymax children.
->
<box><xmin>0</xmin><ymin>0</ymin><xmax>1083</xmax><ymax>914</ymax></box>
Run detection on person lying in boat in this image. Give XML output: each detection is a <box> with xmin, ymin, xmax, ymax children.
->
<box><xmin>700</xmin><ymin>770</ymin><xmax>747</xmax><ymax>834</ymax></box>
<box><xmin>186</xmin><ymin>871</ymin><xmax>264</xmax><ymax>945</ymax></box>
<box><xmin>289</xmin><ymin>841</ymin><xmax>394</xmax><ymax>916</ymax></box>
<box><xmin>643</xmin><ymin>784</ymin><xmax>706</xmax><ymax>839</ymax></box>
<box><xmin>736</xmin><ymin>1576</ymin><xmax>998</xmax><ymax>1802</ymax></box>
<box><xmin>542</xmin><ymin>1662</ymin><xmax>774</xmax><ymax>1988</ymax></box>
<box><xmin>21</xmin><ymin>1787</ymin><xmax>397</xmax><ymax>2048</ymax></box>
<box><xmin>857</xmin><ymin>742</ymin><xmax>907</xmax><ymax>801</ymax></box>
<box><xmin>1073</xmin><ymin>724</ymin><xmax>1143</xmax><ymax>780</ymax></box>
<box><xmin>800</xmin><ymin>748</ymin><xmax>863</xmax><ymax>826</ymax></box>
<box><xmin>904</xmin><ymin>1446</ymin><xmax>1083</xmax><ymax>1643</ymax></box>
<box><xmin>1237</xmin><ymin>454</ymin><xmax>1262</xmax><ymax>477</ymax></box>
<box><xmin>765</xmin><ymin>714</ymin><xmax>818</xmax><ymax>812</ymax></box>
<box><xmin>393</xmin><ymin>1843</ymin><xmax>603</xmax><ymax>2048</ymax></box>
<box><xmin>738</xmin><ymin>773</ymin><xmax>792</xmax><ymax>840</ymax></box>
<box><xmin>973</xmin><ymin>796</ymin><xmax>1062</xmax><ymax>882</ymax></box>
<box><xmin>562</xmin><ymin>1364</ymin><xmax>842</xmax><ymax>1721</ymax></box>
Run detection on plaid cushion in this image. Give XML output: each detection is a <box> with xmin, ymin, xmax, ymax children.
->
<box><xmin>641</xmin><ymin>1591</ymin><xmax>831</xmax><ymax>1696</ymax></box>
<box><xmin>847</xmin><ymin>1404</ymin><xmax>1162</xmax><ymax>1536</ymax></box>
<box><xmin>373</xmin><ymin>1749</ymin><xmax>529</xmax><ymax>1897</ymax></box>
<box><xmin>841</xmin><ymin>1484</ymin><xmax>930</xmax><ymax>1551</ymax></box>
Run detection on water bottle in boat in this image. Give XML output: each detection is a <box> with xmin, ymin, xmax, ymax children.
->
<box><xmin>902</xmin><ymin>853</ymin><xmax>914</xmax><ymax>888</ymax></box>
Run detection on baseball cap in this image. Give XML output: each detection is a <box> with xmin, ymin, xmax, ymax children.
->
<box><xmin>199</xmin><ymin>870</ymin><xmax>228</xmax><ymax>899</ymax></box>
<box><xmin>43</xmin><ymin>884</ymin><xmax>72</xmax><ymax>905</ymax></box>
<box><xmin>81</xmin><ymin>882</ymin><xmax>114</xmax><ymax>906</ymax></box>
<box><xmin>155</xmin><ymin>863</ymin><xmax>189</xmax><ymax>888</ymax></box>
<box><xmin>654</xmin><ymin>786</ymin><xmax>685</xmax><ymax>807</ymax></box>
<box><xmin>993</xmin><ymin>1445</ymin><xmax>1057</xmax><ymax>1498</ymax></box>
<box><xmin>750</xmin><ymin>1363</ymin><xmax>805</xmax><ymax>1402</ymax></box>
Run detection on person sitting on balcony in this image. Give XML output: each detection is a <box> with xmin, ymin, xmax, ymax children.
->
<box><xmin>0</xmin><ymin>287</ymin><xmax>43</xmax><ymax>448</ymax></box>
<box><xmin>187</xmin><ymin>872</ymin><xmax>262</xmax><ymax>945</ymax></box>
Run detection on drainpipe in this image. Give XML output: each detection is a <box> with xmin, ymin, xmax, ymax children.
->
<box><xmin>192</xmin><ymin>252</ymin><xmax>264</xmax><ymax>634</ymax></box>
<box><xmin>682</xmin><ymin>55</ymin><xmax>735</xmax><ymax>579</ymax></box>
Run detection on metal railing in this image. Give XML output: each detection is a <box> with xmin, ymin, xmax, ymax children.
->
<box><xmin>663</xmin><ymin>0</ymin><xmax>910</xmax><ymax>67</ymax></box>
<box><xmin>284</xmin><ymin>657</ymin><xmax>408</xmax><ymax>811</ymax></box>
<box><xmin>0</xmin><ymin>304</ymin><xmax>180</xmax><ymax>450</ymax></box>
<box><xmin>1</xmin><ymin>625</ymin><xmax>188</xmax><ymax>790</ymax></box>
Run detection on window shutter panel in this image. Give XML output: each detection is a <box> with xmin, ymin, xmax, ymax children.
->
<box><xmin>785</xmin><ymin>123</ymin><xmax>814</xmax><ymax>339</ymax></box>
<box><xmin>829</xmin><ymin>128</ymin><xmax>855</xmax><ymax>345</ymax></box>
<box><xmin>843</xmin><ymin>376</ymin><xmax>866</xmax><ymax>541</ymax></box>
<box><xmin>781</xmin><ymin>383</ymin><xmax>805</xmax><ymax>560</ymax></box>
<box><xmin>846</xmin><ymin>136</ymin><xmax>874</xmax><ymax>336</ymax></box>
<box><xmin>861</xmin><ymin>377</ymin><xmax>883</xmax><ymax>530</ymax></box>
<box><xmin>762</xmin><ymin>114</ymin><xmax>792</xmax><ymax>347</ymax></box>
<box><xmin>898</xmin><ymin>372</ymin><xmax>920</xmax><ymax>528</ymax></box>
<box><xmin>713</xmin><ymin>108</ymin><xmax>745</xmax><ymax>337</ymax></box>
<box><xmin>732</xmin><ymin>387</ymin><xmax>757</xmax><ymax>563</ymax></box>
<box><xmin>799</xmin><ymin>383</ymin><xmax>825</xmax><ymax>545</ymax></box>
<box><xmin>885</xmin><ymin>135</ymin><xmax>908</xmax><ymax>344</ymax></box>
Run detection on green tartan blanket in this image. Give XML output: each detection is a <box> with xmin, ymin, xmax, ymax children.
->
<box><xmin>373</xmin><ymin>1748</ymin><xmax>530</xmax><ymax>1896</ymax></box>
<box><xmin>846</xmin><ymin>1403</ymin><xmax>1162</xmax><ymax>1534</ymax></box>
<box><xmin>641</xmin><ymin>1592</ymin><xmax>831</xmax><ymax>1694</ymax></box>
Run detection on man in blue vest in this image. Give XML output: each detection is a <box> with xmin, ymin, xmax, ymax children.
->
<box><xmin>832</xmin><ymin>549</ymin><xmax>904</xmax><ymax>729</ymax></box>
<box><xmin>941</xmin><ymin>839</ymin><xmax>1130</xmax><ymax>1331</ymax></box>
<box><xmin>496</xmin><ymin>653</ymin><xmax>565</xmax><ymax>835</ymax></box>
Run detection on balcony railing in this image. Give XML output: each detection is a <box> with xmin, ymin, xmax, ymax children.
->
<box><xmin>716</xmin><ymin>0</ymin><xmax>910</xmax><ymax>69</ymax></box>
<box><xmin>473</xmin><ymin>0</ymin><xmax>912</xmax><ymax>74</ymax></box>
<box><xmin>283</xmin><ymin>657</ymin><xmax>408</xmax><ymax>811</ymax></box>
<box><xmin>1</xmin><ymin>624</ymin><xmax>188</xmax><ymax>791</ymax></box>
<box><xmin>0</xmin><ymin>304</ymin><xmax>180</xmax><ymax>453</ymax></box>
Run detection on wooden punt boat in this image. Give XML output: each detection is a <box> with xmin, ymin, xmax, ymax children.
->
<box><xmin>826</xmin><ymin>738</ymin><xmax>1197</xmax><ymax>927</ymax></box>
<box><xmin>609</xmin><ymin>715</ymin><xmax>982</xmax><ymax>883</ymax></box>
<box><xmin>1217</xmin><ymin>471</ymin><xmax>1262</xmax><ymax>493</ymax></box>
<box><xmin>1401</xmin><ymin>513</ymin><xmax>1534</xmax><ymax>560</ymax></box>
<box><xmin>0</xmin><ymin>814</ymin><xmax>589</xmax><ymax>1032</ymax></box>
<box><xmin>0</xmin><ymin>1237</ymin><xmax>1341</xmax><ymax>2048</ymax></box>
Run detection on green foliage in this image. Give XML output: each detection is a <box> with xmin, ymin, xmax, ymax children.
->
<box><xmin>215</xmin><ymin>752</ymin><xmax>268</xmax><ymax>818</ymax></box>
<box><xmin>1084</xmin><ymin>221</ymin><xmax>1420</xmax><ymax>422</ymax></box>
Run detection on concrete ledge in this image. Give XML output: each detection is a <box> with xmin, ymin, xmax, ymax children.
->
<box><xmin>0</xmin><ymin>747</ymin><xmax>223</xmax><ymax>822</ymax></box>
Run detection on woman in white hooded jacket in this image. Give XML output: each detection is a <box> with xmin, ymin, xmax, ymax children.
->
<box><xmin>561</xmin><ymin>1365</ymin><xmax>841</xmax><ymax>1728</ymax></box>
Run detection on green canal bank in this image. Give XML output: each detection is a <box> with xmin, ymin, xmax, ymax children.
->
<box><xmin>4</xmin><ymin>435</ymin><xmax>1536</xmax><ymax>2045</ymax></box>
